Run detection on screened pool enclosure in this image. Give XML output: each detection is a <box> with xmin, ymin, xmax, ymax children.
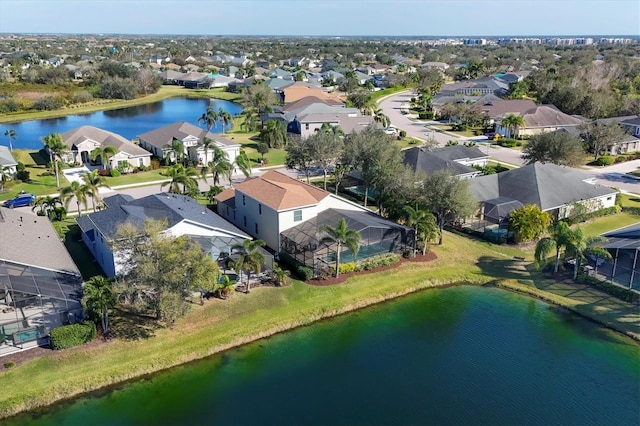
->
<box><xmin>280</xmin><ymin>209</ymin><xmax>412</xmax><ymax>271</ymax></box>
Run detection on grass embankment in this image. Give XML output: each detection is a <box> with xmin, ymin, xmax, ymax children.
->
<box><xmin>0</xmin><ymin>231</ymin><xmax>638</xmax><ymax>419</ymax></box>
<box><xmin>0</xmin><ymin>86</ymin><xmax>241</xmax><ymax>124</ymax></box>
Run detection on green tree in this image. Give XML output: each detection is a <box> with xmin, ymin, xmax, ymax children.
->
<box><xmin>501</xmin><ymin>114</ymin><xmax>526</xmax><ymax>138</ymax></box>
<box><xmin>169</xmin><ymin>138</ymin><xmax>186</xmax><ymax>166</ymax></box>
<box><xmin>81</xmin><ymin>169</ymin><xmax>111</xmax><ymax>212</ymax></box>
<box><xmin>240</xmin><ymin>109</ymin><xmax>259</xmax><ymax>132</ymax></box>
<box><xmin>217</xmin><ymin>108</ymin><xmax>233</xmax><ymax>134</ymax></box>
<box><xmin>372</xmin><ymin>108</ymin><xmax>391</xmax><ymax>128</ymax></box>
<box><xmin>200</xmin><ymin>145</ymin><xmax>233</xmax><ymax>186</ymax></box>
<box><xmin>234</xmin><ymin>148</ymin><xmax>252</xmax><ymax>179</ymax></box>
<box><xmin>60</xmin><ymin>180</ymin><xmax>90</xmax><ymax>216</ymax></box>
<box><xmin>82</xmin><ymin>276</ymin><xmax>116</xmax><ymax>337</ymax></box>
<box><xmin>403</xmin><ymin>205</ymin><xmax>439</xmax><ymax>256</ymax></box>
<box><xmin>285</xmin><ymin>137</ymin><xmax>315</xmax><ymax>183</ymax></box>
<box><xmin>271</xmin><ymin>264</ymin><xmax>288</xmax><ymax>287</ymax></box>
<box><xmin>521</xmin><ymin>131</ymin><xmax>585</xmax><ymax>167</ymax></box>
<box><xmin>259</xmin><ymin>120</ymin><xmax>287</xmax><ymax>149</ymax></box>
<box><xmin>508</xmin><ymin>205</ymin><xmax>552</xmax><ymax>243</ymax></box>
<box><xmin>567</xmin><ymin>228</ymin><xmax>612</xmax><ymax>280</ymax></box>
<box><xmin>215</xmin><ymin>274</ymin><xmax>235</xmax><ymax>299</ymax></box>
<box><xmin>230</xmin><ymin>239</ymin><xmax>266</xmax><ymax>293</ymax></box>
<box><xmin>0</xmin><ymin>165</ymin><xmax>11</xmax><ymax>191</ymax></box>
<box><xmin>42</xmin><ymin>132</ymin><xmax>69</xmax><ymax>188</ymax></box>
<box><xmin>307</xmin><ymin>129</ymin><xmax>344</xmax><ymax>190</ymax></box>
<box><xmin>161</xmin><ymin>164</ymin><xmax>198</xmax><ymax>194</ymax></box>
<box><xmin>534</xmin><ymin>221</ymin><xmax>575</xmax><ymax>273</ymax></box>
<box><xmin>320</xmin><ymin>218</ymin><xmax>361</xmax><ymax>278</ymax></box>
<box><xmin>197</xmin><ymin>106</ymin><xmax>219</xmax><ymax>132</ymax></box>
<box><xmin>4</xmin><ymin>129</ymin><xmax>16</xmax><ymax>151</ymax></box>
<box><xmin>579</xmin><ymin>121</ymin><xmax>629</xmax><ymax>160</ymax></box>
<box><xmin>256</xmin><ymin>142</ymin><xmax>270</xmax><ymax>162</ymax></box>
<box><xmin>200</xmin><ymin>137</ymin><xmax>216</xmax><ymax>166</ymax></box>
<box><xmin>89</xmin><ymin>145</ymin><xmax>117</xmax><ymax>170</ymax></box>
<box><xmin>419</xmin><ymin>171</ymin><xmax>477</xmax><ymax>244</ymax></box>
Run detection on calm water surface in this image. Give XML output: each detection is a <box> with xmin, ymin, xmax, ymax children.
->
<box><xmin>7</xmin><ymin>286</ymin><xmax>640</xmax><ymax>426</ymax></box>
<box><xmin>0</xmin><ymin>98</ymin><xmax>243</xmax><ymax>150</ymax></box>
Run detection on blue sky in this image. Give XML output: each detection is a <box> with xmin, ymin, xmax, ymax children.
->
<box><xmin>0</xmin><ymin>0</ymin><xmax>638</xmax><ymax>36</ymax></box>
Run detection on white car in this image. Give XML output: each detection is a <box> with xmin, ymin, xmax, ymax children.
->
<box><xmin>384</xmin><ymin>127</ymin><xmax>397</xmax><ymax>135</ymax></box>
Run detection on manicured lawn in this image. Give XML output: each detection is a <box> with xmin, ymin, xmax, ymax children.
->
<box><xmin>226</xmin><ymin>127</ymin><xmax>287</xmax><ymax>166</ymax></box>
<box><xmin>620</xmin><ymin>193</ymin><xmax>640</xmax><ymax>209</ymax></box>
<box><xmin>105</xmin><ymin>168</ymin><xmax>169</xmax><ymax>187</ymax></box>
<box><xmin>395</xmin><ymin>137</ymin><xmax>422</xmax><ymax>149</ymax></box>
<box><xmin>576</xmin><ymin>213</ymin><xmax>640</xmax><ymax>237</ymax></box>
<box><xmin>370</xmin><ymin>86</ymin><xmax>409</xmax><ymax>102</ymax></box>
<box><xmin>0</xmin><ymin>230</ymin><xmax>637</xmax><ymax>419</ymax></box>
<box><xmin>0</xmin><ymin>150</ymin><xmax>69</xmax><ymax>200</ymax></box>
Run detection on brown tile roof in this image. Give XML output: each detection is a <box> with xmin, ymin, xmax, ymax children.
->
<box><xmin>234</xmin><ymin>170</ymin><xmax>328</xmax><ymax>211</ymax></box>
<box><xmin>0</xmin><ymin>208</ymin><xmax>81</xmax><ymax>274</ymax></box>
<box><xmin>285</xmin><ymin>95</ymin><xmax>343</xmax><ymax>111</ymax></box>
<box><xmin>283</xmin><ymin>85</ymin><xmax>345</xmax><ymax>104</ymax></box>
<box><xmin>215</xmin><ymin>187</ymin><xmax>236</xmax><ymax>206</ymax></box>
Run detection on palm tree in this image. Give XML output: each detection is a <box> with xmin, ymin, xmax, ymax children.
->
<box><xmin>4</xmin><ymin>129</ymin><xmax>16</xmax><ymax>151</ymax></box>
<box><xmin>320</xmin><ymin>218</ymin><xmax>361</xmax><ymax>278</ymax></box>
<box><xmin>259</xmin><ymin>120</ymin><xmax>287</xmax><ymax>149</ymax></box>
<box><xmin>81</xmin><ymin>169</ymin><xmax>111</xmax><ymax>212</ymax></box>
<box><xmin>217</xmin><ymin>108</ymin><xmax>233</xmax><ymax>134</ymax></box>
<box><xmin>234</xmin><ymin>149</ymin><xmax>252</xmax><ymax>179</ymax></box>
<box><xmin>200</xmin><ymin>145</ymin><xmax>233</xmax><ymax>186</ymax></box>
<box><xmin>317</xmin><ymin>122</ymin><xmax>345</xmax><ymax>137</ymax></box>
<box><xmin>240</xmin><ymin>109</ymin><xmax>259</xmax><ymax>132</ymax></box>
<box><xmin>535</xmin><ymin>221</ymin><xmax>576</xmax><ymax>273</ymax></box>
<box><xmin>170</xmin><ymin>138</ymin><xmax>186</xmax><ymax>166</ymax></box>
<box><xmin>230</xmin><ymin>239</ymin><xmax>266</xmax><ymax>293</ymax></box>
<box><xmin>198</xmin><ymin>106</ymin><xmax>219</xmax><ymax>132</ymax></box>
<box><xmin>271</xmin><ymin>264</ymin><xmax>288</xmax><ymax>287</ymax></box>
<box><xmin>403</xmin><ymin>205</ymin><xmax>440</xmax><ymax>257</ymax></box>
<box><xmin>160</xmin><ymin>164</ymin><xmax>199</xmax><ymax>194</ymax></box>
<box><xmin>89</xmin><ymin>145</ymin><xmax>118</xmax><ymax>170</ymax></box>
<box><xmin>42</xmin><ymin>132</ymin><xmax>69</xmax><ymax>188</ymax></box>
<box><xmin>215</xmin><ymin>274</ymin><xmax>235</xmax><ymax>299</ymax></box>
<box><xmin>0</xmin><ymin>165</ymin><xmax>11</xmax><ymax>191</ymax></box>
<box><xmin>501</xmin><ymin>114</ymin><xmax>526</xmax><ymax>139</ymax></box>
<box><xmin>82</xmin><ymin>276</ymin><xmax>116</xmax><ymax>337</ymax></box>
<box><xmin>372</xmin><ymin>108</ymin><xmax>391</xmax><ymax>129</ymax></box>
<box><xmin>567</xmin><ymin>229</ymin><xmax>612</xmax><ymax>280</ymax></box>
<box><xmin>200</xmin><ymin>137</ymin><xmax>216</xmax><ymax>165</ymax></box>
<box><xmin>60</xmin><ymin>181</ymin><xmax>90</xmax><ymax>216</ymax></box>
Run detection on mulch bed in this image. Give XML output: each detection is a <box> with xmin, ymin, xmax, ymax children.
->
<box><xmin>306</xmin><ymin>251</ymin><xmax>438</xmax><ymax>286</ymax></box>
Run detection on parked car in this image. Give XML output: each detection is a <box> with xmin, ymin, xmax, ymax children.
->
<box><xmin>2</xmin><ymin>193</ymin><xmax>36</xmax><ymax>208</ymax></box>
<box><xmin>384</xmin><ymin>127</ymin><xmax>398</xmax><ymax>135</ymax></box>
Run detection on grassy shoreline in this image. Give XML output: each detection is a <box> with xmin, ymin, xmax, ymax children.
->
<box><xmin>0</xmin><ymin>231</ymin><xmax>637</xmax><ymax>420</ymax></box>
<box><xmin>0</xmin><ymin>86</ymin><xmax>241</xmax><ymax>124</ymax></box>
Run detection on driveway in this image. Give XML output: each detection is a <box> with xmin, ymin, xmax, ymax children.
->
<box><xmin>586</xmin><ymin>160</ymin><xmax>640</xmax><ymax>194</ymax></box>
<box><xmin>63</xmin><ymin>166</ymin><xmax>114</xmax><ymax>195</ymax></box>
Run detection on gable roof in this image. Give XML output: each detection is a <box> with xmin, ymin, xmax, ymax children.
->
<box><xmin>481</xmin><ymin>99</ymin><xmax>537</xmax><ymax>118</ymax></box>
<box><xmin>469</xmin><ymin>163</ymin><xmax>616</xmax><ymax>211</ymax></box>
<box><xmin>403</xmin><ymin>147</ymin><xmax>479</xmax><ymax>177</ymax></box>
<box><xmin>225</xmin><ymin>170</ymin><xmax>329</xmax><ymax>211</ymax></box>
<box><xmin>0</xmin><ymin>145</ymin><xmax>18</xmax><ymax>167</ymax></box>
<box><xmin>61</xmin><ymin>126</ymin><xmax>151</xmax><ymax>157</ymax></box>
<box><xmin>287</xmin><ymin>102</ymin><xmax>359</xmax><ymax>117</ymax></box>
<box><xmin>283</xmin><ymin>85</ymin><xmax>345</xmax><ymax>105</ymax></box>
<box><xmin>76</xmin><ymin>193</ymin><xmax>250</xmax><ymax>240</ymax></box>
<box><xmin>137</xmin><ymin>121</ymin><xmax>238</xmax><ymax>150</ymax></box>
<box><xmin>429</xmin><ymin>145</ymin><xmax>488</xmax><ymax>162</ymax></box>
<box><xmin>521</xmin><ymin>105</ymin><xmax>584</xmax><ymax>128</ymax></box>
<box><xmin>0</xmin><ymin>207</ymin><xmax>81</xmax><ymax>275</ymax></box>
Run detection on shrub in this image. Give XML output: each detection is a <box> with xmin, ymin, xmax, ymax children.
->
<box><xmin>497</xmin><ymin>138</ymin><xmax>519</xmax><ymax>148</ymax></box>
<box><xmin>3</xmin><ymin>361</ymin><xmax>15</xmax><ymax>369</ymax></box>
<box><xmin>575</xmin><ymin>273</ymin><xmax>639</xmax><ymax>304</ymax></box>
<box><xmin>150</xmin><ymin>159</ymin><xmax>161</xmax><ymax>170</ymax></box>
<box><xmin>50</xmin><ymin>321</ymin><xmax>97</xmax><ymax>350</ymax></box>
<box><xmin>354</xmin><ymin>253</ymin><xmax>400</xmax><ymax>272</ymax></box>
<box><xmin>32</xmin><ymin>96</ymin><xmax>64</xmax><ymax>111</ymax></box>
<box><xmin>399</xmin><ymin>130</ymin><xmax>407</xmax><ymax>138</ymax></box>
<box><xmin>109</xmin><ymin>169</ymin><xmax>121</xmax><ymax>177</ymax></box>
<box><xmin>16</xmin><ymin>170</ymin><xmax>30</xmax><ymax>182</ymax></box>
<box><xmin>137</xmin><ymin>165</ymin><xmax>148</xmax><ymax>172</ymax></box>
<box><xmin>564</xmin><ymin>206</ymin><xmax>621</xmax><ymax>225</ymax></box>
<box><xmin>278</xmin><ymin>251</ymin><xmax>314</xmax><ymax>280</ymax></box>
<box><xmin>418</xmin><ymin>111</ymin><xmax>434</xmax><ymax>119</ymax></box>
<box><xmin>595</xmin><ymin>156</ymin><xmax>615</xmax><ymax>166</ymax></box>
<box><xmin>338</xmin><ymin>262</ymin><xmax>356</xmax><ymax>274</ymax></box>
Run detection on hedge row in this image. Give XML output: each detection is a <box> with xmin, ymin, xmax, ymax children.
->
<box><xmin>278</xmin><ymin>252</ymin><xmax>314</xmax><ymax>281</ymax></box>
<box><xmin>575</xmin><ymin>273</ymin><xmax>639</xmax><ymax>304</ymax></box>
<box><xmin>50</xmin><ymin>321</ymin><xmax>97</xmax><ymax>350</ymax></box>
<box><xmin>564</xmin><ymin>206</ymin><xmax>622</xmax><ymax>225</ymax></box>
<box><xmin>338</xmin><ymin>253</ymin><xmax>401</xmax><ymax>275</ymax></box>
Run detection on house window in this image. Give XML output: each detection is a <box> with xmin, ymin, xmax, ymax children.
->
<box><xmin>293</xmin><ymin>210</ymin><xmax>302</xmax><ymax>222</ymax></box>
<box><xmin>139</xmin><ymin>158</ymin><xmax>144</xmax><ymax>166</ymax></box>
<box><xmin>305</xmin><ymin>123</ymin><xmax>309</xmax><ymax>130</ymax></box>
<box><xmin>255</xmin><ymin>223</ymin><xmax>259</xmax><ymax>234</ymax></box>
<box><xmin>607</xmin><ymin>196</ymin><xmax>613</xmax><ymax>201</ymax></box>
<box><xmin>243</xmin><ymin>195</ymin><xmax>246</xmax><ymax>205</ymax></box>
<box><xmin>244</xmin><ymin>216</ymin><xmax>247</xmax><ymax>227</ymax></box>
<box><xmin>258</xmin><ymin>204</ymin><xmax>262</xmax><ymax>215</ymax></box>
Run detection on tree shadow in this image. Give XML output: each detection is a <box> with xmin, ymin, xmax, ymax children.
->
<box><xmin>29</xmin><ymin>151</ymin><xmax>49</xmax><ymax>166</ymax></box>
<box><xmin>476</xmin><ymin>255</ymin><xmax>534</xmax><ymax>283</ymax></box>
<box><xmin>109</xmin><ymin>309</ymin><xmax>160</xmax><ymax>341</ymax></box>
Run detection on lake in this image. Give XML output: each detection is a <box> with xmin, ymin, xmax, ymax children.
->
<box><xmin>0</xmin><ymin>98</ymin><xmax>243</xmax><ymax>150</ymax></box>
<box><xmin>7</xmin><ymin>286</ymin><xmax>639</xmax><ymax>425</ymax></box>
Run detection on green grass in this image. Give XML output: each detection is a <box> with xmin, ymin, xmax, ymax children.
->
<box><xmin>51</xmin><ymin>218</ymin><xmax>104</xmax><ymax>280</ymax></box>
<box><xmin>226</xmin><ymin>127</ymin><xmax>287</xmax><ymax>166</ymax></box>
<box><xmin>0</xmin><ymin>230</ymin><xmax>637</xmax><ymax>420</ymax></box>
<box><xmin>370</xmin><ymin>86</ymin><xmax>410</xmax><ymax>102</ymax></box>
<box><xmin>620</xmin><ymin>193</ymin><xmax>640</xmax><ymax>209</ymax></box>
<box><xmin>395</xmin><ymin>137</ymin><xmax>422</xmax><ymax>149</ymax></box>
<box><xmin>0</xmin><ymin>86</ymin><xmax>242</xmax><ymax>124</ymax></box>
<box><xmin>0</xmin><ymin>150</ymin><xmax>69</xmax><ymax>200</ymax></box>
<box><xmin>576</xmin><ymin>213</ymin><xmax>640</xmax><ymax>237</ymax></box>
<box><xmin>105</xmin><ymin>168</ymin><xmax>169</xmax><ymax>187</ymax></box>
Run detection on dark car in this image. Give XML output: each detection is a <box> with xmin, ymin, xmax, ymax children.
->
<box><xmin>2</xmin><ymin>193</ymin><xmax>36</xmax><ymax>208</ymax></box>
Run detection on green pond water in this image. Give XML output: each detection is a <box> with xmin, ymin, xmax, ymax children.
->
<box><xmin>7</xmin><ymin>286</ymin><xmax>640</xmax><ymax>425</ymax></box>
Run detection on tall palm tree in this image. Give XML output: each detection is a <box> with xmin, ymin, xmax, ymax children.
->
<box><xmin>89</xmin><ymin>145</ymin><xmax>118</xmax><ymax>170</ymax></box>
<box><xmin>32</xmin><ymin>195</ymin><xmax>62</xmax><ymax>218</ymax></box>
<box><xmin>535</xmin><ymin>221</ymin><xmax>576</xmax><ymax>273</ymax></box>
<box><xmin>81</xmin><ymin>169</ymin><xmax>111</xmax><ymax>212</ymax></box>
<box><xmin>200</xmin><ymin>145</ymin><xmax>233</xmax><ymax>186</ymax></box>
<box><xmin>230</xmin><ymin>239</ymin><xmax>266</xmax><ymax>293</ymax></box>
<box><xmin>234</xmin><ymin>148</ymin><xmax>252</xmax><ymax>179</ymax></box>
<box><xmin>198</xmin><ymin>106</ymin><xmax>219</xmax><ymax>132</ymax></box>
<box><xmin>217</xmin><ymin>108</ymin><xmax>233</xmax><ymax>135</ymax></box>
<box><xmin>320</xmin><ymin>218</ymin><xmax>361</xmax><ymax>278</ymax></box>
<box><xmin>240</xmin><ymin>109</ymin><xmax>259</xmax><ymax>132</ymax></box>
<box><xmin>170</xmin><ymin>138</ymin><xmax>186</xmax><ymax>166</ymax></box>
<box><xmin>567</xmin><ymin>229</ymin><xmax>612</xmax><ymax>280</ymax></box>
<box><xmin>60</xmin><ymin>181</ymin><xmax>90</xmax><ymax>216</ymax></box>
<box><xmin>501</xmin><ymin>114</ymin><xmax>526</xmax><ymax>139</ymax></box>
<box><xmin>372</xmin><ymin>108</ymin><xmax>391</xmax><ymax>129</ymax></box>
<box><xmin>403</xmin><ymin>205</ymin><xmax>439</xmax><ymax>257</ymax></box>
<box><xmin>4</xmin><ymin>129</ymin><xmax>16</xmax><ymax>151</ymax></box>
<box><xmin>0</xmin><ymin>165</ymin><xmax>11</xmax><ymax>191</ymax></box>
<box><xmin>42</xmin><ymin>132</ymin><xmax>69</xmax><ymax>188</ymax></box>
<box><xmin>259</xmin><ymin>120</ymin><xmax>287</xmax><ymax>149</ymax></box>
<box><xmin>82</xmin><ymin>276</ymin><xmax>116</xmax><ymax>337</ymax></box>
<box><xmin>200</xmin><ymin>137</ymin><xmax>216</xmax><ymax>165</ymax></box>
<box><xmin>160</xmin><ymin>164</ymin><xmax>198</xmax><ymax>194</ymax></box>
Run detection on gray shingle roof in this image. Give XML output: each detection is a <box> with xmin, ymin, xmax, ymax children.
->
<box><xmin>61</xmin><ymin>126</ymin><xmax>151</xmax><ymax>157</ymax></box>
<box><xmin>469</xmin><ymin>163</ymin><xmax>616</xmax><ymax>211</ymax></box>
<box><xmin>403</xmin><ymin>147</ymin><xmax>480</xmax><ymax>177</ymax></box>
<box><xmin>77</xmin><ymin>193</ymin><xmax>250</xmax><ymax>241</ymax></box>
<box><xmin>429</xmin><ymin>146</ymin><xmax>488</xmax><ymax>162</ymax></box>
<box><xmin>137</xmin><ymin>121</ymin><xmax>238</xmax><ymax>150</ymax></box>
<box><xmin>0</xmin><ymin>146</ymin><xmax>18</xmax><ymax>167</ymax></box>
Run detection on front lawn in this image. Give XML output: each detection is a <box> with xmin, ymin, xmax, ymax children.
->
<box><xmin>575</xmin><ymin>213</ymin><xmax>640</xmax><ymax>237</ymax></box>
<box><xmin>0</xmin><ymin>150</ymin><xmax>69</xmax><ymax>200</ymax></box>
<box><xmin>105</xmin><ymin>168</ymin><xmax>169</xmax><ymax>187</ymax></box>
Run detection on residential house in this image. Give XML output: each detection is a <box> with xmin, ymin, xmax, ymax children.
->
<box><xmin>269</xmin><ymin>68</ymin><xmax>295</xmax><ymax>80</ymax></box>
<box><xmin>282</xmin><ymin>84</ymin><xmax>345</xmax><ymax>105</ymax></box>
<box><xmin>403</xmin><ymin>146</ymin><xmax>488</xmax><ymax>180</ymax></box>
<box><xmin>76</xmin><ymin>193</ymin><xmax>251</xmax><ymax>278</ymax></box>
<box><xmin>592</xmin><ymin>116</ymin><xmax>640</xmax><ymax>155</ymax></box>
<box><xmin>437</xmin><ymin>77</ymin><xmax>510</xmax><ymax>97</ymax></box>
<box><xmin>421</xmin><ymin>61</ymin><xmax>450</xmax><ymax>72</ymax></box>
<box><xmin>214</xmin><ymin>170</ymin><xmax>412</xmax><ymax>271</ymax></box>
<box><xmin>0</xmin><ymin>207</ymin><xmax>84</xmax><ymax>353</ymax></box>
<box><xmin>286</xmin><ymin>103</ymin><xmax>368</xmax><ymax>137</ymax></box>
<box><xmin>0</xmin><ymin>146</ymin><xmax>18</xmax><ymax>178</ymax></box>
<box><xmin>60</xmin><ymin>126</ymin><xmax>152</xmax><ymax>170</ymax></box>
<box><xmin>159</xmin><ymin>69</ymin><xmax>184</xmax><ymax>84</ymax></box>
<box><xmin>621</xmin><ymin>116</ymin><xmax>640</xmax><ymax>139</ymax></box>
<box><xmin>148</xmin><ymin>54</ymin><xmax>170</xmax><ymax>65</ymax></box>
<box><xmin>495</xmin><ymin>105</ymin><xmax>584</xmax><ymax>137</ymax></box>
<box><xmin>469</xmin><ymin>163</ymin><xmax>617</xmax><ymax>227</ymax></box>
<box><xmin>138</xmin><ymin>121</ymin><xmax>240</xmax><ymax>168</ymax></box>
<box><xmin>497</xmin><ymin>71</ymin><xmax>531</xmax><ymax>84</ymax></box>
